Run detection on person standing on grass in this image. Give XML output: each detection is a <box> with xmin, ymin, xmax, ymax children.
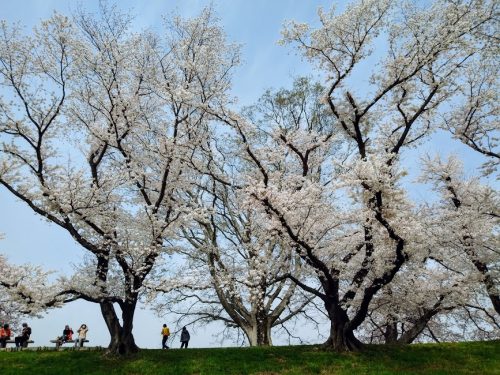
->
<box><xmin>0</xmin><ymin>324</ymin><xmax>12</xmax><ymax>348</ymax></box>
<box><xmin>180</xmin><ymin>326</ymin><xmax>190</xmax><ymax>348</ymax></box>
<box><xmin>161</xmin><ymin>324</ymin><xmax>170</xmax><ymax>349</ymax></box>
<box><xmin>14</xmin><ymin>323</ymin><xmax>31</xmax><ymax>348</ymax></box>
<box><xmin>75</xmin><ymin>324</ymin><xmax>88</xmax><ymax>348</ymax></box>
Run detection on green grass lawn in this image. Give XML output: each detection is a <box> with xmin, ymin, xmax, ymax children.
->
<box><xmin>0</xmin><ymin>340</ymin><xmax>498</xmax><ymax>375</ymax></box>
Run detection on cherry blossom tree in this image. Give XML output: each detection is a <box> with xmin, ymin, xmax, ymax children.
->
<box><xmin>1</xmin><ymin>0</ymin><xmax>497</xmax><ymax>353</ymax></box>
<box><xmin>208</xmin><ymin>0</ymin><xmax>498</xmax><ymax>351</ymax></box>
<box><xmin>149</xmin><ymin>79</ymin><xmax>331</xmax><ymax>346</ymax></box>
<box><xmin>364</xmin><ymin>155</ymin><xmax>500</xmax><ymax>344</ymax></box>
<box><xmin>151</xmin><ymin>183</ymin><xmax>317</xmax><ymax>347</ymax></box>
<box><xmin>356</xmin><ymin>160</ymin><xmax>499</xmax><ymax>345</ymax></box>
<box><xmin>0</xmin><ymin>4</ymin><xmax>238</xmax><ymax>354</ymax></box>
<box><xmin>358</xmin><ymin>257</ymin><xmax>476</xmax><ymax>344</ymax></box>
<box><xmin>421</xmin><ymin>156</ymin><xmax>499</xmax><ymax>316</ymax></box>
<box><xmin>441</xmin><ymin>37</ymin><xmax>499</xmax><ymax>176</ymax></box>
<box><xmin>0</xmin><ymin>236</ymin><xmax>64</xmax><ymax>327</ymax></box>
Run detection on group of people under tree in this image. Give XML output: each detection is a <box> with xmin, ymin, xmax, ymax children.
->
<box><xmin>0</xmin><ymin>323</ymin><xmax>31</xmax><ymax>348</ymax></box>
<box><xmin>162</xmin><ymin>324</ymin><xmax>190</xmax><ymax>349</ymax></box>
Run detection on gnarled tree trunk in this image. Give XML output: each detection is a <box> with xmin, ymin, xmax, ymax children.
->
<box><xmin>323</xmin><ymin>303</ymin><xmax>362</xmax><ymax>351</ymax></box>
<box><xmin>100</xmin><ymin>301</ymin><xmax>139</xmax><ymax>355</ymax></box>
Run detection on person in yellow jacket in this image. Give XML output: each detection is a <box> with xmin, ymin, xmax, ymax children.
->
<box><xmin>161</xmin><ymin>324</ymin><xmax>170</xmax><ymax>349</ymax></box>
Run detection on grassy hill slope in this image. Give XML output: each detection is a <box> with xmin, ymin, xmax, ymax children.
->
<box><xmin>0</xmin><ymin>340</ymin><xmax>498</xmax><ymax>375</ymax></box>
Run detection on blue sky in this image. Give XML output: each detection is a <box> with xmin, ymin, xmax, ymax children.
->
<box><xmin>0</xmin><ymin>0</ymin><xmax>494</xmax><ymax>349</ymax></box>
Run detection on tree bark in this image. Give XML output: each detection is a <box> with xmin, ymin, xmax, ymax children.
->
<box><xmin>243</xmin><ymin>319</ymin><xmax>272</xmax><ymax>346</ymax></box>
<box><xmin>323</xmin><ymin>304</ymin><xmax>362</xmax><ymax>351</ymax></box>
<box><xmin>383</xmin><ymin>320</ymin><xmax>398</xmax><ymax>344</ymax></box>
<box><xmin>100</xmin><ymin>301</ymin><xmax>139</xmax><ymax>355</ymax></box>
<box><xmin>255</xmin><ymin>317</ymin><xmax>272</xmax><ymax>346</ymax></box>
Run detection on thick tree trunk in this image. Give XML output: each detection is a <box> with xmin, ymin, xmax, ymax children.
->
<box><xmin>256</xmin><ymin>311</ymin><xmax>272</xmax><ymax>346</ymax></box>
<box><xmin>244</xmin><ymin>324</ymin><xmax>273</xmax><ymax>346</ymax></box>
<box><xmin>100</xmin><ymin>301</ymin><xmax>139</xmax><ymax>355</ymax></box>
<box><xmin>323</xmin><ymin>305</ymin><xmax>362</xmax><ymax>351</ymax></box>
<box><xmin>383</xmin><ymin>320</ymin><xmax>398</xmax><ymax>344</ymax></box>
<box><xmin>256</xmin><ymin>324</ymin><xmax>272</xmax><ymax>346</ymax></box>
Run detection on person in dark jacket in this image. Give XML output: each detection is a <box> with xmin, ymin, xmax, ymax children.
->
<box><xmin>180</xmin><ymin>326</ymin><xmax>190</xmax><ymax>348</ymax></box>
<box><xmin>14</xmin><ymin>323</ymin><xmax>31</xmax><ymax>348</ymax></box>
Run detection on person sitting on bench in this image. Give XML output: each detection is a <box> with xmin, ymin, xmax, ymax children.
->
<box><xmin>14</xmin><ymin>323</ymin><xmax>31</xmax><ymax>348</ymax></box>
<box><xmin>75</xmin><ymin>324</ymin><xmax>88</xmax><ymax>348</ymax></box>
<box><xmin>56</xmin><ymin>325</ymin><xmax>73</xmax><ymax>347</ymax></box>
<box><xmin>0</xmin><ymin>324</ymin><xmax>12</xmax><ymax>348</ymax></box>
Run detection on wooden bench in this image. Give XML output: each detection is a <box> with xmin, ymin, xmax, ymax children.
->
<box><xmin>4</xmin><ymin>340</ymin><xmax>34</xmax><ymax>348</ymax></box>
<box><xmin>50</xmin><ymin>339</ymin><xmax>89</xmax><ymax>348</ymax></box>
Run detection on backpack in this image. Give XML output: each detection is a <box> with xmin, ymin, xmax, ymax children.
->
<box><xmin>26</xmin><ymin>327</ymin><xmax>32</xmax><ymax>336</ymax></box>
